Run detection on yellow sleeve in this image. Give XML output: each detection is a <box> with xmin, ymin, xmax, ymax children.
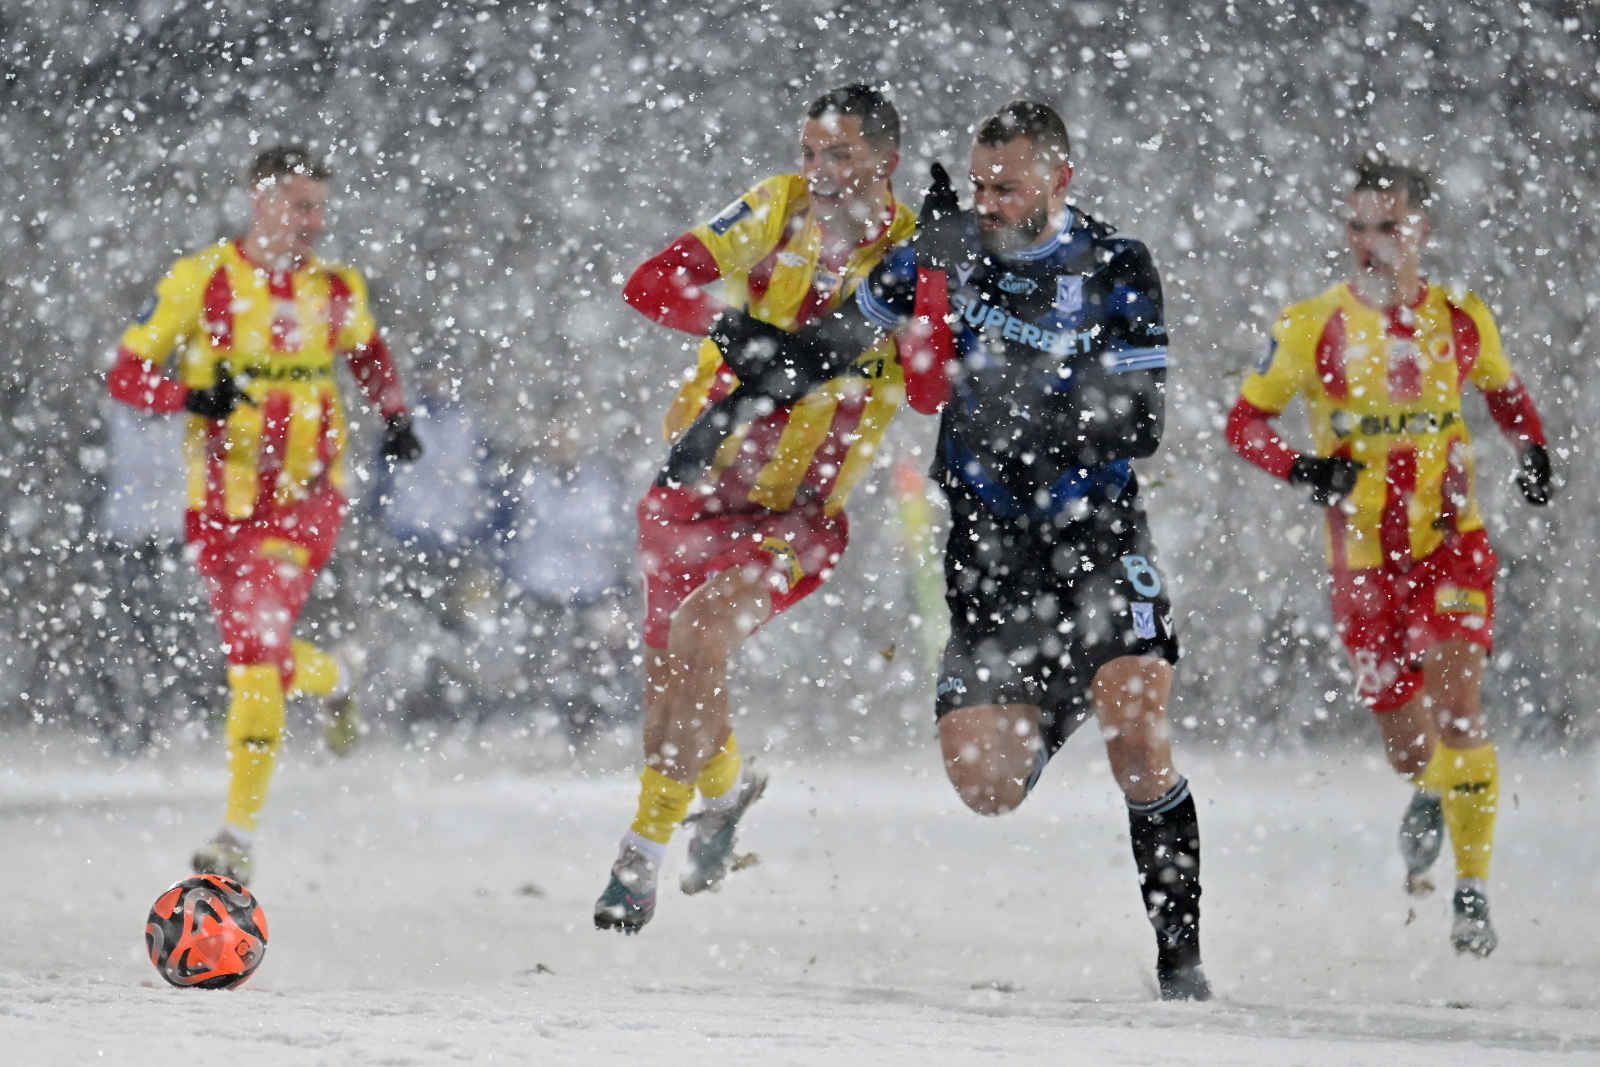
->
<box><xmin>1460</xmin><ymin>292</ymin><xmax>1513</xmax><ymax>392</ymax></box>
<box><xmin>688</xmin><ymin>176</ymin><xmax>792</xmax><ymax>276</ymax></box>
<box><xmin>118</xmin><ymin>254</ymin><xmax>209</xmax><ymax>363</ymax></box>
<box><xmin>331</xmin><ymin>265</ymin><xmax>378</xmax><ymax>351</ymax></box>
<box><xmin>1239</xmin><ymin>308</ymin><xmax>1313</xmax><ymax>414</ymax></box>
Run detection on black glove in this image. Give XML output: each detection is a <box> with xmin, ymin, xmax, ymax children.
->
<box><xmin>381</xmin><ymin>412</ymin><xmax>424</xmax><ymax>464</ymax></box>
<box><xmin>912</xmin><ymin>161</ymin><xmax>975</xmax><ymax>272</ymax></box>
<box><xmin>1289</xmin><ymin>455</ymin><xmax>1364</xmax><ymax>507</ymax></box>
<box><xmin>1517</xmin><ymin>443</ymin><xmax>1552</xmax><ymax>506</ymax></box>
<box><xmin>662</xmin><ymin>308</ymin><xmax>883</xmax><ymax>487</ymax></box>
<box><xmin>708</xmin><ymin>309</ymin><xmax>866</xmax><ymax>407</ymax></box>
<box><xmin>183</xmin><ymin>364</ymin><xmax>249</xmax><ymax>420</ymax></box>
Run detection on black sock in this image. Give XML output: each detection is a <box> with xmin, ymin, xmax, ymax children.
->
<box><xmin>1127</xmin><ymin>777</ymin><xmax>1203</xmax><ymax>970</ymax></box>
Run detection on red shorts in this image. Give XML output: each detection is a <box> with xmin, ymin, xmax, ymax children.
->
<box><xmin>1330</xmin><ymin>528</ymin><xmax>1497</xmax><ymax>713</ymax></box>
<box><xmin>638</xmin><ymin>483</ymin><xmax>849</xmax><ymax>650</ymax></box>
<box><xmin>187</xmin><ymin>480</ymin><xmax>347</xmax><ymax>684</ymax></box>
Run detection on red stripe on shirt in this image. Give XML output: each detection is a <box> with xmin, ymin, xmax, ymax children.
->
<box><xmin>1315</xmin><ymin>308</ymin><xmax>1348</xmax><ymax>401</ymax></box>
<box><xmin>256</xmin><ymin>391</ymin><xmax>294</xmax><ymax>507</ymax></box>
<box><xmin>202</xmin><ymin>267</ymin><xmax>234</xmax><ymax>349</ymax></box>
<box><xmin>1380</xmin><ymin>443</ymin><xmax>1417</xmax><ymax>570</ymax></box>
<box><xmin>1449</xmin><ymin>300</ymin><xmax>1481</xmax><ymax>385</ymax></box>
<box><xmin>327</xmin><ymin>272</ymin><xmax>353</xmax><ymax>350</ymax></box>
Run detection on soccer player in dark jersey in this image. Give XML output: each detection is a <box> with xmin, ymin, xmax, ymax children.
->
<box><xmin>853</xmin><ymin>102</ymin><xmax>1208</xmax><ymax>1000</ymax></box>
<box><xmin>596</xmin><ymin>85</ymin><xmax>936</xmax><ymax>933</ymax></box>
<box><xmin>1226</xmin><ymin>160</ymin><xmax>1552</xmax><ymax>957</ymax></box>
<box><xmin>107</xmin><ymin>146</ymin><xmax>424</xmax><ymax>883</ymax></box>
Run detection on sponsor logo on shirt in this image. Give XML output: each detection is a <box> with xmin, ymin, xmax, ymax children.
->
<box><xmin>776</xmin><ymin>251</ymin><xmax>807</xmax><ymax>268</ymax></box>
<box><xmin>1329</xmin><ymin>408</ymin><xmax>1461</xmax><ymax>438</ymax></box>
<box><xmin>998</xmin><ymin>272</ymin><xmax>1038</xmax><ymax>295</ymax></box>
<box><xmin>936</xmin><ymin>676</ymin><xmax>967</xmax><ymax>698</ymax></box>
<box><xmin>708</xmin><ymin>198</ymin><xmax>753</xmax><ymax>235</ymax></box>
<box><xmin>951</xmin><ymin>291</ymin><xmax>1095</xmax><ymax>357</ymax></box>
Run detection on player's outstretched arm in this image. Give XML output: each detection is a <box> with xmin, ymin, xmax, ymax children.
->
<box><xmin>1225</xmin><ymin>397</ymin><xmax>1362</xmax><ymax>506</ymax></box>
<box><xmin>1482</xmin><ymin>375</ymin><xmax>1551</xmax><ymax>505</ymax></box>
<box><xmin>623</xmin><ymin>233</ymin><xmax>725</xmax><ymax>335</ymax></box>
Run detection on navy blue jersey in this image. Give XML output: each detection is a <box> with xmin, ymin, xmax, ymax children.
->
<box><xmin>859</xmin><ymin>208</ymin><xmax>1168</xmax><ymax>522</ymax></box>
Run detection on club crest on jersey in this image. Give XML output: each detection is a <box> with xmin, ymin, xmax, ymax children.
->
<box><xmin>1131</xmin><ymin>602</ymin><xmax>1158</xmax><ymax>639</ymax></box>
<box><xmin>1054</xmin><ymin>275</ymin><xmax>1084</xmax><ymax>315</ymax></box>
<box><xmin>708</xmin><ymin>198</ymin><xmax>753</xmax><ymax>235</ymax></box>
<box><xmin>998</xmin><ymin>272</ymin><xmax>1038</xmax><ymax>295</ymax></box>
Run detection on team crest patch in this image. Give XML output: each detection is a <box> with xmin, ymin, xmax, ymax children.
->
<box><xmin>1131</xmin><ymin>602</ymin><xmax>1157</xmax><ymax>639</ymax></box>
<box><xmin>708</xmin><ymin>197</ymin><xmax>753</xmax><ymax>235</ymax></box>
<box><xmin>759</xmin><ymin>536</ymin><xmax>804</xmax><ymax>594</ymax></box>
<box><xmin>1054</xmin><ymin>275</ymin><xmax>1084</xmax><ymax>315</ymax></box>
<box><xmin>1435</xmin><ymin>586</ymin><xmax>1487</xmax><ymax>615</ymax></box>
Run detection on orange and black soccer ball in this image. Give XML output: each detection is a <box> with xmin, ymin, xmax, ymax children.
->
<box><xmin>145</xmin><ymin>874</ymin><xmax>268</xmax><ymax>989</ymax></box>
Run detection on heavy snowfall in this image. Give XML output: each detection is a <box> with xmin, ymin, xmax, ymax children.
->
<box><xmin>2</xmin><ymin>0</ymin><xmax>1598</xmax><ymax>1062</ymax></box>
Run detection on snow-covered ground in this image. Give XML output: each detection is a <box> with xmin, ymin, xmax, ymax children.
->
<box><xmin>1</xmin><ymin>726</ymin><xmax>1597</xmax><ymax>1065</ymax></box>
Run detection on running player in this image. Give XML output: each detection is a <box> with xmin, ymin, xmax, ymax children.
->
<box><xmin>854</xmin><ymin>101</ymin><xmax>1209</xmax><ymax>1000</ymax></box>
<box><xmin>107</xmin><ymin>146</ymin><xmax>424</xmax><ymax>883</ymax></box>
<box><xmin>1226</xmin><ymin>158</ymin><xmax>1552</xmax><ymax>957</ymax></box>
<box><xmin>596</xmin><ymin>85</ymin><xmax>930</xmax><ymax>933</ymax></box>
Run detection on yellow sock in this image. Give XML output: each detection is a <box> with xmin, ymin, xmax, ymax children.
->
<box><xmin>222</xmin><ymin>664</ymin><xmax>287</xmax><ymax>833</ymax></box>
<box><xmin>629</xmin><ymin>767</ymin><xmax>695</xmax><ymax>844</ymax></box>
<box><xmin>694</xmin><ymin>733</ymin><xmax>742</xmax><ymax>800</ymax></box>
<box><xmin>288</xmin><ymin>639</ymin><xmax>340</xmax><ymax>698</ymax></box>
<box><xmin>1417</xmin><ymin>741</ymin><xmax>1498</xmax><ymax>883</ymax></box>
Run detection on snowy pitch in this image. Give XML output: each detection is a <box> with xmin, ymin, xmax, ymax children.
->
<box><xmin>1</xmin><ymin>730</ymin><xmax>1596</xmax><ymax>1065</ymax></box>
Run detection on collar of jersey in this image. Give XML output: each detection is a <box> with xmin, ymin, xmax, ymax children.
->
<box><xmin>1001</xmin><ymin>207</ymin><xmax>1087</xmax><ymax>263</ymax></box>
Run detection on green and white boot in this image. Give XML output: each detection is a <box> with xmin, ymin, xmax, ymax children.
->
<box><xmin>192</xmin><ymin>826</ymin><xmax>254</xmax><ymax>885</ymax></box>
<box><xmin>1451</xmin><ymin>883</ymin><xmax>1498</xmax><ymax>958</ymax></box>
<box><xmin>321</xmin><ymin>647</ymin><xmax>363</xmax><ymax>758</ymax></box>
<box><xmin>594</xmin><ymin>842</ymin><xmax>659</xmax><ymax>934</ymax></box>
<box><xmin>680</xmin><ymin>764</ymin><xmax>768</xmax><ymax>895</ymax></box>
<box><xmin>1399</xmin><ymin>790</ymin><xmax>1444</xmax><ymax>897</ymax></box>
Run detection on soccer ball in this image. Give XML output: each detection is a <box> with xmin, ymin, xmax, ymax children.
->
<box><xmin>145</xmin><ymin>874</ymin><xmax>269</xmax><ymax>989</ymax></box>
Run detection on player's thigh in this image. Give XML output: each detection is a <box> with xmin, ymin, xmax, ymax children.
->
<box><xmin>938</xmin><ymin>703</ymin><xmax>1042</xmax><ymax>768</ymax></box>
<box><xmin>667</xmin><ymin>561</ymin><xmax>774</xmax><ymax>657</ymax></box>
<box><xmin>1330</xmin><ymin>565</ymin><xmax>1416</xmax><ymax>712</ymax></box>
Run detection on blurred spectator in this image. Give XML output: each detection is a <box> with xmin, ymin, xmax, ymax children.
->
<box><xmin>96</xmin><ymin>403</ymin><xmax>221</xmax><ymax>747</ymax></box>
<box><xmin>371</xmin><ymin>363</ymin><xmax>503</xmax><ymax>722</ymax></box>
<box><xmin>502</xmin><ymin>413</ymin><xmax>637</xmax><ymax>740</ymax></box>
<box><xmin>375</xmin><ymin>363</ymin><xmax>500</xmax><ymax>560</ymax></box>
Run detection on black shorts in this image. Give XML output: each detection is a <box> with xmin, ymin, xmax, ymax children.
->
<box><xmin>934</xmin><ymin>479</ymin><xmax>1180</xmax><ymax>756</ymax></box>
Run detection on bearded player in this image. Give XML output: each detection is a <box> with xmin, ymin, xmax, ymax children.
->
<box><xmin>1226</xmin><ymin>159</ymin><xmax>1552</xmax><ymax>957</ymax></box>
<box><xmin>852</xmin><ymin>102</ymin><xmax>1209</xmax><ymax>1000</ymax></box>
<box><xmin>596</xmin><ymin>84</ymin><xmax>950</xmax><ymax>932</ymax></box>
<box><xmin>108</xmin><ymin>146</ymin><xmax>424</xmax><ymax>883</ymax></box>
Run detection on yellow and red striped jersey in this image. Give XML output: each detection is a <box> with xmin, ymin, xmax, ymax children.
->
<box><xmin>662</xmin><ymin>174</ymin><xmax>916</xmax><ymax>515</ymax></box>
<box><xmin>1241</xmin><ymin>281</ymin><xmax>1514</xmax><ymax>570</ymax></box>
<box><xmin>114</xmin><ymin>239</ymin><xmax>397</xmax><ymax>524</ymax></box>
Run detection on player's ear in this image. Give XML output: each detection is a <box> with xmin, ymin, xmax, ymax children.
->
<box><xmin>1054</xmin><ymin>161</ymin><xmax>1074</xmax><ymax>199</ymax></box>
<box><xmin>879</xmin><ymin>148</ymin><xmax>901</xmax><ymax>181</ymax></box>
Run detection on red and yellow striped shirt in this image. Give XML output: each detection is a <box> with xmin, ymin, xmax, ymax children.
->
<box><xmin>109</xmin><ymin>239</ymin><xmax>405</xmax><ymax>526</ymax></box>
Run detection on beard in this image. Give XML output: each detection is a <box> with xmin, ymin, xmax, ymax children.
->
<box><xmin>978</xmin><ymin>204</ymin><xmax>1051</xmax><ymax>256</ymax></box>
